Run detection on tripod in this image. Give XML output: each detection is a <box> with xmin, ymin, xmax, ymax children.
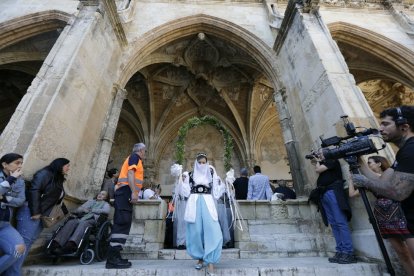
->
<box><xmin>345</xmin><ymin>156</ymin><xmax>395</xmax><ymax>276</ymax></box>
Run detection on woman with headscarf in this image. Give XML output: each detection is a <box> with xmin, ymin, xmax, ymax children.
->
<box><xmin>181</xmin><ymin>153</ymin><xmax>224</xmax><ymax>276</ymax></box>
<box><xmin>11</xmin><ymin>158</ymin><xmax>70</xmax><ymax>274</ymax></box>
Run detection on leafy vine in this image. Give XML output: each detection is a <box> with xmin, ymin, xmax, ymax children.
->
<box><xmin>175</xmin><ymin>115</ymin><xmax>234</xmax><ymax>171</ymax></box>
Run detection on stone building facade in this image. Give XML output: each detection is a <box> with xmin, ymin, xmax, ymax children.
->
<box><xmin>1</xmin><ymin>0</ymin><xmax>413</xmax><ymax>192</ymax></box>
<box><xmin>0</xmin><ymin>0</ymin><xmax>413</xmax><ymax>266</ymax></box>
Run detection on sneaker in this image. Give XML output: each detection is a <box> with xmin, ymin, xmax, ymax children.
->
<box><xmin>328</xmin><ymin>252</ymin><xmax>342</xmax><ymax>263</ymax></box>
<box><xmin>337</xmin><ymin>253</ymin><xmax>357</xmax><ymax>264</ymax></box>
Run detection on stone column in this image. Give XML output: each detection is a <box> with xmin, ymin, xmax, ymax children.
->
<box><xmin>273</xmin><ymin>89</ymin><xmax>305</xmax><ymax>195</ymax></box>
<box><xmin>273</xmin><ymin>0</ymin><xmax>388</xmax><ymax>263</ymax></box>
<box><xmin>91</xmin><ymin>85</ymin><xmax>127</xmax><ymax>193</ymax></box>
<box><xmin>144</xmin><ymin>158</ymin><xmax>156</xmax><ymax>185</ymax></box>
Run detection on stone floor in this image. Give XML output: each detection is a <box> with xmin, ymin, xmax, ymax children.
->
<box><xmin>22</xmin><ymin>257</ymin><xmax>389</xmax><ymax>276</ymax></box>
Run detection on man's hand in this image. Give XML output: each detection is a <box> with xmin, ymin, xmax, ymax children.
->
<box><xmin>351</xmin><ymin>174</ymin><xmax>370</xmax><ymax>188</ymax></box>
<box><xmin>130</xmin><ymin>191</ymin><xmax>139</xmax><ymax>204</ymax></box>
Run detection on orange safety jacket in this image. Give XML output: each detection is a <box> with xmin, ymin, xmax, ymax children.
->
<box><xmin>115</xmin><ymin>155</ymin><xmax>144</xmax><ymax>192</ymax></box>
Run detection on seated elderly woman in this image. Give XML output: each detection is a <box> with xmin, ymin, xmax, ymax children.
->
<box><xmin>49</xmin><ymin>190</ymin><xmax>110</xmax><ymax>254</ymax></box>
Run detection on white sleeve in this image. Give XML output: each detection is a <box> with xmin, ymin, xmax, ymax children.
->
<box><xmin>210</xmin><ymin>166</ymin><xmax>225</xmax><ymax>199</ymax></box>
<box><xmin>180</xmin><ymin>176</ymin><xmax>191</xmax><ymax>198</ymax></box>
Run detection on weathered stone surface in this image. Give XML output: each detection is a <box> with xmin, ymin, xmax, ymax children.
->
<box><xmin>234</xmin><ymin>219</ymin><xmax>250</xmax><ymax>242</ymax></box>
<box><xmin>134</xmin><ymin>200</ymin><xmax>167</xmax><ymax>220</ymax></box>
<box><xmin>238</xmin><ymin>201</ymin><xmax>256</xmax><ymax>219</ymax></box>
<box><xmin>143</xmin><ymin>220</ymin><xmax>165</xmax><ymax>242</ymax></box>
<box><xmin>255</xmin><ymin>201</ymin><xmax>271</xmax><ymax>219</ymax></box>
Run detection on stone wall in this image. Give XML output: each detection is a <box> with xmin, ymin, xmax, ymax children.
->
<box><xmin>123</xmin><ymin>200</ymin><xmax>167</xmax><ymax>259</ymax></box>
<box><xmin>235</xmin><ymin>199</ymin><xmax>335</xmax><ymax>258</ymax></box>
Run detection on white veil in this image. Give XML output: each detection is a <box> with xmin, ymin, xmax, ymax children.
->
<box><xmin>192</xmin><ymin>158</ymin><xmax>212</xmax><ymax>186</ymax></box>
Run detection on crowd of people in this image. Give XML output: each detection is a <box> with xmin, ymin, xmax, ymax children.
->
<box><xmin>1</xmin><ymin>105</ymin><xmax>413</xmax><ymax>275</ymax></box>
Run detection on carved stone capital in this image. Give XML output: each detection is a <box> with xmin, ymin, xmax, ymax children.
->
<box><xmin>301</xmin><ymin>0</ymin><xmax>320</xmax><ymax>13</ymax></box>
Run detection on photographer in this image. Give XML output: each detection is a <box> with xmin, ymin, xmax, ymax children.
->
<box><xmin>310</xmin><ymin>153</ymin><xmax>356</xmax><ymax>264</ymax></box>
<box><xmin>353</xmin><ymin>106</ymin><xmax>414</xmax><ymax>260</ymax></box>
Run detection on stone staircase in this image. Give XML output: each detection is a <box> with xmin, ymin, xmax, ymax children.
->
<box><xmin>22</xmin><ymin>198</ymin><xmax>395</xmax><ymax>275</ymax></box>
<box><xmin>22</xmin><ymin>257</ymin><xmax>388</xmax><ymax>276</ymax></box>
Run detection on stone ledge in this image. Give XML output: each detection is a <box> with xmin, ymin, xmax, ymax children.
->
<box><xmin>22</xmin><ymin>258</ymin><xmax>386</xmax><ymax>276</ymax></box>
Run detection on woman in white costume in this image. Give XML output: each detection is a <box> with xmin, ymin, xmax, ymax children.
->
<box><xmin>181</xmin><ymin>153</ymin><xmax>224</xmax><ymax>275</ymax></box>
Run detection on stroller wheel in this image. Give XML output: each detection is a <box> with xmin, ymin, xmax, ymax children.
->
<box><xmin>80</xmin><ymin>248</ymin><xmax>95</xmax><ymax>265</ymax></box>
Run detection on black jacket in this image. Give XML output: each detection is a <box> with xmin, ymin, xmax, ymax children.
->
<box><xmin>28</xmin><ymin>169</ymin><xmax>66</xmax><ymax>216</ymax></box>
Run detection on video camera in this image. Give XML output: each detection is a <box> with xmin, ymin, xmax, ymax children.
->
<box><xmin>307</xmin><ymin>115</ymin><xmax>384</xmax><ymax>160</ymax></box>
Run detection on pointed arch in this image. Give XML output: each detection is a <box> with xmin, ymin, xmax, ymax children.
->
<box><xmin>328</xmin><ymin>22</ymin><xmax>414</xmax><ymax>88</ymax></box>
<box><xmin>118</xmin><ymin>14</ymin><xmax>282</xmax><ymax>92</ymax></box>
<box><xmin>0</xmin><ymin>10</ymin><xmax>71</xmax><ymax>51</ymax></box>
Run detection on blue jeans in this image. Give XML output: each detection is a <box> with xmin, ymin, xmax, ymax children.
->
<box><xmin>321</xmin><ymin>190</ymin><xmax>353</xmax><ymax>254</ymax></box>
<box><xmin>6</xmin><ymin>203</ymin><xmax>43</xmax><ymax>275</ymax></box>
<box><xmin>0</xmin><ymin>223</ymin><xmax>25</xmax><ymax>275</ymax></box>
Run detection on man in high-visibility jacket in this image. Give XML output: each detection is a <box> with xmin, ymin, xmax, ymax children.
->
<box><xmin>106</xmin><ymin>143</ymin><xmax>145</xmax><ymax>269</ymax></box>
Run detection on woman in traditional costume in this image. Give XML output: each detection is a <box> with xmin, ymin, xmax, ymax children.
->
<box><xmin>181</xmin><ymin>153</ymin><xmax>223</xmax><ymax>276</ymax></box>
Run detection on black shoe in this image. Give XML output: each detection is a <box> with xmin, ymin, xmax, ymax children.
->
<box><xmin>177</xmin><ymin>245</ymin><xmax>186</xmax><ymax>250</ymax></box>
<box><xmin>63</xmin><ymin>241</ymin><xmax>77</xmax><ymax>254</ymax></box>
<box><xmin>119</xmin><ymin>257</ymin><xmax>130</xmax><ymax>264</ymax></box>
<box><xmin>328</xmin><ymin>252</ymin><xmax>343</xmax><ymax>263</ymax></box>
<box><xmin>337</xmin><ymin>253</ymin><xmax>357</xmax><ymax>264</ymax></box>
<box><xmin>52</xmin><ymin>247</ymin><xmax>64</xmax><ymax>256</ymax></box>
<box><xmin>105</xmin><ymin>260</ymin><xmax>132</xmax><ymax>269</ymax></box>
<box><xmin>106</xmin><ymin>246</ymin><xmax>132</xmax><ymax>268</ymax></box>
<box><xmin>49</xmin><ymin>241</ymin><xmax>64</xmax><ymax>255</ymax></box>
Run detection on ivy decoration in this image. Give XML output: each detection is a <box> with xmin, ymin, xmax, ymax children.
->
<box><xmin>175</xmin><ymin>115</ymin><xmax>234</xmax><ymax>171</ymax></box>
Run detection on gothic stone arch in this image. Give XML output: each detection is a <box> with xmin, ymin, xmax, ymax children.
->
<box><xmin>110</xmin><ymin>14</ymin><xmax>300</xmax><ymax>191</ymax></box>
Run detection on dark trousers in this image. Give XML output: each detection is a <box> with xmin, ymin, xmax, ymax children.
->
<box><xmin>109</xmin><ymin>185</ymin><xmax>132</xmax><ymax>250</ymax></box>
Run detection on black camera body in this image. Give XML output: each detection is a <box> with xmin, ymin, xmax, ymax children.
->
<box><xmin>309</xmin><ymin>115</ymin><xmax>381</xmax><ymax>160</ymax></box>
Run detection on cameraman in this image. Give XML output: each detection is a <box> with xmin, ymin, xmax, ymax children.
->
<box><xmin>353</xmin><ymin>106</ymin><xmax>414</xmax><ymax>256</ymax></box>
<box><xmin>311</xmin><ymin>153</ymin><xmax>356</xmax><ymax>264</ymax></box>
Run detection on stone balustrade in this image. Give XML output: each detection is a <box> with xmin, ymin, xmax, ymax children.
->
<box><xmin>234</xmin><ymin>198</ymin><xmax>336</xmax><ymax>259</ymax></box>
<box><xmin>28</xmin><ymin>197</ymin><xmax>385</xmax><ymax>265</ymax></box>
<box><xmin>123</xmin><ymin>200</ymin><xmax>167</xmax><ymax>259</ymax></box>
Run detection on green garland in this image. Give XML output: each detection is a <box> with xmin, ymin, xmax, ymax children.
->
<box><xmin>175</xmin><ymin>115</ymin><xmax>234</xmax><ymax>171</ymax></box>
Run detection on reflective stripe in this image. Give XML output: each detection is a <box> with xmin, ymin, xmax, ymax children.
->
<box><xmin>117</xmin><ymin>178</ymin><xmax>143</xmax><ymax>184</ymax></box>
<box><xmin>115</xmin><ymin>183</ymin><xmax>142</xmax><ymax>191</ymax></box>
<box><xmin>111</xmin><ymin>233</ymin><xmax>129</xmax><ymax>239</ymax></box>
<box><xmin>110</xmin><ymin>242</ymin><xmax>124</xmax><ymax>247</ymax></box>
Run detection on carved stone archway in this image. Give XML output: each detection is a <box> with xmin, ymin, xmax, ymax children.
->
<box><xmin>110</xmin><ymin>14</ymin><xmax>301</xmax><ymax>192</ymax></box>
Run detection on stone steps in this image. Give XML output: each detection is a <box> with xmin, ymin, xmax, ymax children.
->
<box><xmin>157</xmin><ymin>248</ymin><xmax>327</xmax><ymax>260</ymax></box>
<box><xmin>22</xmin><ymin>257</ymin><xmax>389</xmax><ymax>276</ymax></box>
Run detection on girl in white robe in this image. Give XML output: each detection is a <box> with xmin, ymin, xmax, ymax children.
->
<box><xmin>181</xmin><ymin>153</ymin><xmax>224</xmax><ymax>275</ymax></box>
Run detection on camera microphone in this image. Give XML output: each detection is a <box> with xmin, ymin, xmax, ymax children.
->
<box><xmin>357</xmin><ymin>128</ymin><xmax>378</xmax><ymax>136</ymax></box>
